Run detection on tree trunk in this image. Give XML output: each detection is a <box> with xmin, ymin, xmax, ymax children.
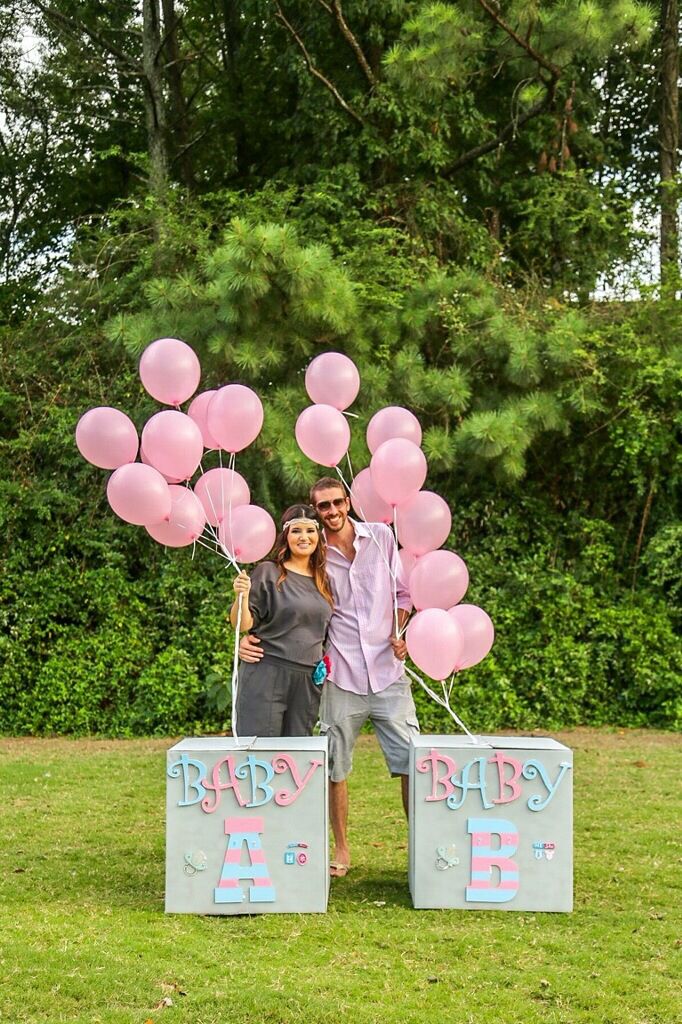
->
<box><xmin>142</xmin><ymin>0</ymin><xmax>170</xmax><ymax>202</ymax></box>
<box><xmin>222</xmin><ymin>0</ymin><xmax>248</xmax><ymax>178</ymax></box>
<box><xmin>161</xmin><ymin>0</ymin><xmax>195</xmax><ymax>190</ymax></box>
<box><xmin>659</xmin><ymin>0</ymin><xmax>679</xmax><ymax>289</ymax></box>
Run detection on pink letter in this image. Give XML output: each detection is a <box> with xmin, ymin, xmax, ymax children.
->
<box><xmin>416</xmin><ymin>749</ymin><xmax>458</xmax><ymax>802</ymax></box>
<box><xmin>489</xmin><ymin>752</ymin><xmax>523</xmax><ymax>805</ymax></box>
<box><xmin>272</xmin><ymin>755</ymin><xmax>324</xmax><ymax>806</ymax></box>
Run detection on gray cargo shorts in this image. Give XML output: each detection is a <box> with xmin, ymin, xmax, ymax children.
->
<box><xmin>319</xmin><ymin>676</ymin><xmax>419</xmax><ymax>782</ymax></box>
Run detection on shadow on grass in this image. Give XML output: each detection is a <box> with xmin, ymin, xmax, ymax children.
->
<box><xmin>7</xmin><ymin>849</ymin><xmax>415</xmax><ymax>916</ymax></box>
<box><xmin>328</xmin><ymin>868</ymin><xmax>413</xmax><ymax>911</ymax></box>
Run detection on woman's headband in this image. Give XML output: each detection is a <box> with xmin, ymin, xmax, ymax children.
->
<box><xmin>283</xmin><ymin>517</ymin><xmax>320</xmax><ymax>531</ymax></box>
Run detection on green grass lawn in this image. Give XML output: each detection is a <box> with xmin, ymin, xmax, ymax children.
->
<box><xmin>1</xmin><ymin>729</ymin><xmax>680</xmax><ymax>1024</ymax></box>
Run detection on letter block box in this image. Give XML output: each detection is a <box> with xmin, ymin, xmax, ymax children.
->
<box><xmin>166</xmin><ymin>736</ymin><xmax>329</xmax><ymax>914</ymax></box>
<box><xmin>409</xmin><ymin>735</ymin><xmax>573</xmax><ymax>912</ymax></box>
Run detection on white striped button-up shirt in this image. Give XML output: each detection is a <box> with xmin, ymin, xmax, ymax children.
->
<box><xmin>325</xmin><ymin>519</ymin><xmax>412</xmax><ymax>694</ymax></box>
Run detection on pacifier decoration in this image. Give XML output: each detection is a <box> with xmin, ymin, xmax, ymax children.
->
<box><xmin>183</xmin><ymin>850</ymin><xmax>208</xmax><ymax>876</ymax></box>
<box><xmin>435</xmin><ymin>844</ymin><xmax>460</xmax><ymax>870</ymax></box>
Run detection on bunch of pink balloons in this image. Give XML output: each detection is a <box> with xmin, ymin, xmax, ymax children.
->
<box><xmin>351</xmin><ymin>401</ymin><xmax>494</xmax><ymax>682</ymax></box>
<box><xmin>295</xmin><ymin>351</ymin><xmax>358</xmax><ymax>468</ymax></box>
<box><xmin>75</xmin><ymin>337</ymin><xmax>276</xmax><ymax>563</ymax></box>
<box><xmin>292</xmin><ymin>352</ymin><xmax>495</xmax><ymax>683</ymax></box>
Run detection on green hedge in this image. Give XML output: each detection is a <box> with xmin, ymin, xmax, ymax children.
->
<box><xmin>1</xmin><ymin>307</ymin><xmax>679</xmax><ymax>736</ymax></box>
<box><xmin>2</xmin><ymin>496</ymin><xmax>679</xmax><ymax>737</ymax></box>
<box><xmin>0</xmin><ymin>553</ymin><xmax>235</xmax><ymax>737</ymax></box>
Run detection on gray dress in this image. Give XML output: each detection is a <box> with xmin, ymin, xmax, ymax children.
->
<box><xmin>236</xmin><ymin>562</ymin><xmax>333</xmax><ymax>737</ymax></box>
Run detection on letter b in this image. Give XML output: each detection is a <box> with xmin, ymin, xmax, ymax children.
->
<box><xmin>465</xmin><ymin>817</ymin><xmax>519</xmax><ymax>904</ymax></box>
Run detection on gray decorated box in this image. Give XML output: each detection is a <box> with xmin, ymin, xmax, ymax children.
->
<box><xmin>409</xmin><ymin>735</ymin><xmax>573</xmax><ymax>912</ymax></box>
<box><xmin>166</xmin><ymin>736</ymin><xmax>329</xmax><ymax>914</ymax></box>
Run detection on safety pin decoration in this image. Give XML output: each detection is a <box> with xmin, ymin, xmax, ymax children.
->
<box><xmin>533</xmin><ymin>841</ymin><xmax>556</xmax><ymax>861</ymax></box>
<box><xmin>284</xmin><ymin>842</ymin><xmax>309</xmax><ymax>866</ymax></box>
<box><xmin>183</xmin><ymin>850</ymin><xmax>208</xmax><ymax>875</ymax></box>
<box><xmin>436</xmin><ymin>844</ymin><xmax>460</xmax><ymax>870</ymax></box>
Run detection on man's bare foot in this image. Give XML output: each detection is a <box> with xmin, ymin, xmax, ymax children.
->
<box><xmin>330</xmin><ymin>848</ymin><xmax>351</xmax><ymax>877</ymax></box>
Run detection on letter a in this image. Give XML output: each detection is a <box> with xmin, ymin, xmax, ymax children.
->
<box><xmin>214</xmin><ymin>817</ymin><xmax>276</xmax><ymax>904</ymax></box>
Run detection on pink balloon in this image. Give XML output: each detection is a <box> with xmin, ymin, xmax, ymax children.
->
<box><xmin>396</xmin><ymin>491</ymin><xmax>452</xmax><ymax>556</ymax></box>
<box><xmin>139</xmin><ymin>337</ymin><xmax>201</xmax><ymax>405</ymax></box>
<box><xmin>187</xmin><ymin>390</ymin><xmax>220</xmax><ymax>449</ymax></box>
<box><xmin>295</xmin><ymin>404</ymin><xmax>350</xmax><ymax>467</ymax></box>
<box><xmin>107</xmin><ymin>463</ymin><xmax>171</xmax><ymax>526</ymax></box>
<box><xmin>218</xmin><ymin>505</ymin><xmax>277</xmax><ymax>563</ymax></box>
<box><xmin>207</xmin><ymin>384</ymin><xmax>264</xmax><ymax>453</ymax></box>
<box><xmin>448</xmin><ymin>604</ymin><xmax>495</xmax><ymax>670</ymax></box>
<box><xmin>366</xmin><ymin>406</ymin><xmax>422</xmax><ymax>455</ymax></box>
<box><xmin>370</xmin><ymin>438</ymin><xmax>427</xmax><ymax>507</ymax></box>
<box><xmin>75</xmin><ymin>407</ymin><xmax>138</xmax><ymax>470</ymax></box>
<box><xmin>140</xmin><ymin>445</ymin><xmax>183</xmax><ymax>484</ymax></box>
<box><xmin>141</xmin><ymin>410</ymin><xmax>204</xmax><ymax>481</ymax></box>
<box><xmin>146</xmin><ymin>485</ymin><xmax>206</xmax><ymax>548</ymax></box>
<box><xmin>350</xmin><ymin>467</ymin><xmax>392</xmax><ymax>524</ymax></box>
<box><xmin>398</xmin><ymin>548</ymin><xmax>418</xmax><ymax>582</ymax></box>
<box><xmin>194</xmin><ymin>468</ymin><xmax>251</xmax><ymax>526</ymax></box>
<box><xmin>305</xmin><ymin>352</ymin><xmax>360</xmax><ymax>411</ymax></box>
<box><xmin>406</xmin><ymin>608</ymin><xmax>464</xmax><ymax>681</ymax></box>
<box><xmin>409</xmin><ymin>549</ymin><xmax>469</xmax><ymax>611</ymax></box>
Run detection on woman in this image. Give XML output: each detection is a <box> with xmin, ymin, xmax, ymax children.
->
<box><xmin>230</xmin><ymin>504</ymin><xmax>334</xmax><ymax>737</ymax></box>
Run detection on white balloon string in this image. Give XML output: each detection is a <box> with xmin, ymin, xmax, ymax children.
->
<box><xmin>195</xmin><ymin>533</ymin><xmax>228</xmax><ymax>557</ymax></box>
<box><xmin>345</xmin><ymin>449</ymin><xmax>356</xmax><ymax>483</ymax></box>
<box><xmin>334</xmin><ymin>464</ymin><xmax>397</xmax><ymax>582</ymax></box>
<box><xmin>231</xmin><ymin>597</ymin><xmax>242</xmax><ymax>745</ymax></box>
<box><xmin>397</xmin><ymin>616</ymin><xmax>411</xmax><ymax>639</ymax></box>
<box><xmin>342</xmin><ymin>410</ymin><xmax>360</xmax><ymax>418</ymax></box>
<box><xmin>404</xmin><ymin>664</ymin><xmax>478</xmax><ymax>742</ymax></box>
<box><xmin>197</xmin><ymin>459</ymin><xmax>222</xmax><ymax>544</ymax></box>
<box><xmin>220</xmin><ymin>450</ymin><xmax>226</xmax><ymax>534</ymax></box>
<box><xmin>392</xmin><ymin>504</ymin><xmax>399</xmax><ymax>637</ymax></box>
<box><xmin>227</xmin><ymin>451</ymin><xmax>236</xmax><ymax>565</ymax></box>
<box><xmin>195</xmin><ymin>534</ymin><xmax>238</xmax><ymax>566</ymax></box>
<box><xmin>232</xmin><ymin>557</ymin><xmax>259</xmax><ymax>750</ymax></box>
<box><xmin>193</xmin><ymin>522</ymin><xmax>240</xmax><ymax>571</ymax></box>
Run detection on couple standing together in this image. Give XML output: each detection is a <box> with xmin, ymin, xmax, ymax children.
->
<box><xmin>230</xmin><ymin>477</ymin><xmax>419</xmax><ymax>878</ymax></box>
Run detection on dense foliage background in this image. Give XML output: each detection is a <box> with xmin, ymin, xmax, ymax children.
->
<box><xmin>1</xmin><ymin>0</ymin><xmax>680</xmax><ymax>735</ymax></box>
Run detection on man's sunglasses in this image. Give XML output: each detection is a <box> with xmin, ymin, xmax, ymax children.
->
<box><xmin>315</xmin><ymin>497</ymin><xmax>348</xmax><ymax>512</ymax></box>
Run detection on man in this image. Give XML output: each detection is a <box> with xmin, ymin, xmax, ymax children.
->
<box><xmin>239</xmin><ymin>476</ymin><xmax>419</xmax><ymax>878</ymax></box>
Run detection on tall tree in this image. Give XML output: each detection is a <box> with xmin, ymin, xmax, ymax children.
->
<box><xmin>0</xmin><ymin>0</ymin><xmax>659</xmax><ymax>304</ymax></box>
<box><xmin>659</xmin><ymin>0</ymin><xmax>679</xmax><ymax>288</ymax></box>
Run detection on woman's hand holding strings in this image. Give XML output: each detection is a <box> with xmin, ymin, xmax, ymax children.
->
<box><xmin>233</xmin><ymin>570</ymin><xmax>251</xmax><ymax>597</ymax></box>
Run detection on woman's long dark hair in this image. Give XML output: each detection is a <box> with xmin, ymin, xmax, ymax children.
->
<box><xmin>272</xmin><ymin>504</ymin><xmax>333</xmax><ymax>607</ymax></box>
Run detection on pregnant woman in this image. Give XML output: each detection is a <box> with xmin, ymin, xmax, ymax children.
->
<box><xmin>230</xmin><ymin>504</ymin><xmax>334</xmax><ymax>737</ymax></box>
